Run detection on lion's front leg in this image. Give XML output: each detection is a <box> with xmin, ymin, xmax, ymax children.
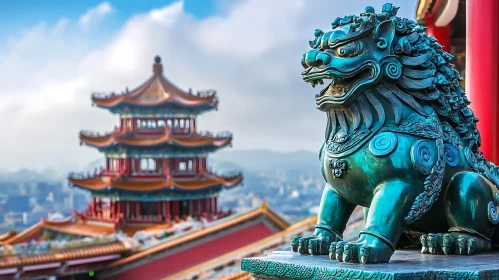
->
<box><xmin>291</xmin><ymin>183</ymin><xmax>356</xmax><ymax>255</ymax></box>
<box><xmin>332</xmin><ymin>180</ymin><xmax>418</xmax><ymax>263</ymax></box>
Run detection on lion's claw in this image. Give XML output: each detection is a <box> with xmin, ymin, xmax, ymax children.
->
<box><xmin>420</xmin><ymin>232</ymin><xmax>490</xmax><ymax>256</ymax></box>
<box><xmin>298</xmin><ymin>237</ymin><xmax>311</xmax><ymax>254</ymax></box>
<box><xmin>291</xmin><ymin>228</ymin><xmax>341</xmax><ymax>256</ymax></box>
<box><xmin>329</xmin><ymin>242</ymin><xmax>337</xmax><ymax>260</ymax></box>
<box><xmin>327</xmin><ymin>234</ymin><xmax>392</xmax><ymax>264</ymax></box>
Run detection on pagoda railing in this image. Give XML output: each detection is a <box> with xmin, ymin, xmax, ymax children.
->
<box><xmin>91</xmin><ymin>88</ymin><xmax>217</xmax><ymax>100</ymax></box>
<box><xmin>91</xmin><ymin>91</ymin><xmax>123</xmax><ymax>100</ymax></box>
<box><xmin>196</xmin><ymin>131</ymin><xmax>232</xmax><ymax>139</ymax></box>
<box><xmin>68</xmin><ymin>166</ymin><xmax>125</xmax><ymax>181</ymax></box>
<box><xmin>68</xmin><ymin>172</ymin><xmax>94</xmax><ymax>180</ymax></box>
<box><xmin>207</xmin><ymin>169</ymin><xmax>243</xmax><ymax>179</ymax></box>
<box><xmin>195</xmin><ymin>89</ymin><xmax>217</xmax><ymax>98</ymax></box>
<box><xmin>80</xmin><ymin>128</ymin><xmax>118</xmax><ymax>138</ymax></box>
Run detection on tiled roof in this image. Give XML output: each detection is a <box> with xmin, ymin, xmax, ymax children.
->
<box><xmin>0</xmin><ymin>241</ymin><xmax>129</xmax><ymax>269</ymax></box>
<box><xmin>68</xmin><ymin>172</ymin><xmax>243</xmax><ymax>192</ymax></box>
<box><xmin>91</xmin><ymin>56</ymin><xmax>217</xmax><ymax>109</ymax></box>
<box><xmin>105</xmin><ymin>203</ymin><xmax>289</xmax><ymax>269</ymax></box>
<box><xmin>79</xmin><ymin>128</ymin><xmax>232</xmax><ymax>149</ymax></box>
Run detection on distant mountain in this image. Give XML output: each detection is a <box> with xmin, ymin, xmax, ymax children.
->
<box><xmin>210</xmin><ymin>149</ymin><xmax>320</xmax><ymax>174</ymax></box>
<box><xmin>81</xmin><ymin>158</ymin><xmax>106</xmax><ymax>172</ymax></box>
<box><xmin>0</xmin><ymin>168</ymin><xmax>57</xmax><ymax>183</ymax></box>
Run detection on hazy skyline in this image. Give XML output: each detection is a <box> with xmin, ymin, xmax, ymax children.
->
<box><xmin>0</xmin><ymin>0</ymin><xmax>417</xmax><ymax>171</ymax></box>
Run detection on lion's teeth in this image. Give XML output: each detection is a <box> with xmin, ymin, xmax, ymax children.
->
<box><xmin>332</xmin><ymin>76</ymin><xmax>337</xmax><ymax>86</ymax></box>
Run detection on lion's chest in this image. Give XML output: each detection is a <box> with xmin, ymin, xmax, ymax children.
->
<box><xmin>321</xmin><ymin>132</ymin><xmax>435</xmax><ymax>207</ymax></box>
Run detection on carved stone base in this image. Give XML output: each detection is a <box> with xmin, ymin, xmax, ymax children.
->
<box><xmin>241</xmin><ymin>250</ymin><xmax>499</xmax><ymax>279</ymax></box>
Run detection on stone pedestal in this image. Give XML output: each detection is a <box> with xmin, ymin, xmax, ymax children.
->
<box><xmin>241</xmin><ymin>250</ymin><xmax>499</xmax><ymax>279</ymax></box>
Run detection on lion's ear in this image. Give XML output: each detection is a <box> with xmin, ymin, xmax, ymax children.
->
<box><xmin>374</xmin><ymin>20</ymin><xmax>395</xmax><ymax>51</ymax></box>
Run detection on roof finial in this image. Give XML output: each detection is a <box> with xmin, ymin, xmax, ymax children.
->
<box><xmin>153</xmin><ymin>55</ymin><xmax>163</xmax><ymax>75</ymax></box>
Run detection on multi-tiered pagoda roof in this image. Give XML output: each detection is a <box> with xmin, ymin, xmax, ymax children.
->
<box><xmin>91</xmin><ymin>56</ymin><xmax>218</xmax><ymax>115</ymax></box>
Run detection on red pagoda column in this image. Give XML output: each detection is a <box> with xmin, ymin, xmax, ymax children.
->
<box><xmin>165</xmin><ymin>201</ymin><xmax>171</xmax><ymax>223</ymax></box>
<box><xmin>172</xmin><ymin>201</ymin><xmax>179</xmax><ymax>218</ymax></box>
<box><xmin>110</xmin><ymin>201</ymin><xmax>114</xmax><ymax>219</ymax></box>
<box><xmin>206</xmin><ymin>197</ymin><xmax>211</xmax><ymax>215</ymax></box>
<box><xmin>466</xmin><ymin>0</ymin><xmax>499</xmax><ymax>163</ymax></box>
<box><xmin>130</xmin><ymin>202</ymin><xmax>135</xmax><ymax>219</ymax></box>
<box><xmin>201</xmin><ymin>198</ymin><xmax>207</xmax><ymax>215</ymax></box>
<box><xmin>424</xmin><ymin>14</ymin><xmax>451</xmax><ymax>53</ymax></box>
<box><xmin>192</xmin><ymin>199</ymin><xmax>199</xmax><ymax>216</ymax></box>
<box><xmin>164</xmin><ymin>158</ymin><xmax>170</xmax><ymax>179</ymax></box>
<box><xmin>157</xmin><ymin>201</ymin><xmax>161</xmax><ymax>220</ymax></box>
<box><xmin>117</xmin><ymin>201</ymin><xmax>121</xmax><ymax>219</ymax></box>
<box><xmin>192</xmin><ymin>119</ymin><xmax>197</xmax><ymax>134</ymax></box>
<box><xmin>127</xmin><ymin>201</ymin><xmax>131</xmax><ymax>219</ymax></box>
<box><xmin>213</xmin><ymin>197</ymin><xmax>217</xmax><ymax>214</ymax></box>
<box><xmin>136</xmin><ymin>202</ymin><xmax>141</xmax><ymax>220</ymax></box>
<box><xmin>91</xmin><ymin>197</ymin><xmax>95</xmax><ymax>217</ymax></box>
<box><xmin>210</xmin><ymin>197</ymin><xmax>216</xmax><ymax>215</ymax></box>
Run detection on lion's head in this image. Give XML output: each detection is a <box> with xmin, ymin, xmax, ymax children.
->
<box><xmin>302</xmin><ymin>4</ymin><xmax>454</xmax><ymax>111</ymax></box>
<box><xmin>304</xmin><ymin>3</ymin><xmax>482</xmax><ymax>154</ymax></box>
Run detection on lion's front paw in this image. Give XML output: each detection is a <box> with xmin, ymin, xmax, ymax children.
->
<box><xmin>329</xmin><ymin>234</ymin><xmax>393</xmax><ymax>264</ymax></box>
<box><xmin>291</xmin><ymin>228</ymin><xmax>341</xmax><ymax>255</ymax></box>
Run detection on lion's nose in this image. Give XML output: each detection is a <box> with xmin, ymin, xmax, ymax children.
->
<box><xmin>304</xmin><ymin>50</ymin><xmax>331</xmax><ymax>67</ymax></box>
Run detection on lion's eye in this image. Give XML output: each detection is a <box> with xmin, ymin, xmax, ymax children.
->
<box><xmin>336</xmin><ymin>42</ymin><xmax>362</xmax><ymax>57</ymax></box>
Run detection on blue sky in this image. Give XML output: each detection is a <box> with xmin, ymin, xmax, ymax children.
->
<box><xmin>1</xmin><ymin>0</ymin><xmax>222</xmax><ymax>48</ymax></box>
<box><xmin>0</xmin><ymin>0</ymin><xmax>417</xmax><ymax>171</ymax></box>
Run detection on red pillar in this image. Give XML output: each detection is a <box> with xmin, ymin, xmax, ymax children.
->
<box><xmin>172</xmin><ymin>201</ymin><xmax>179</xmax><ymax>218</ymax></box>
<box><xmin>213</xmin><ymin>197</ymin><xmax>217</xmax><ymax>214</ymax></box>
<box><xmin>201</xmin><ymin>199</ymin><xmax>207</xmax><ymax>215</ymax></box>
<box><xmin>424</xmin><ymin>14</ymin><xmax>451</xmax><ymax>53</ymax></box>
<box><xmin>110</xmin><ymin>201</ymin><xmax>114</xmax><ymax>219</ymax></box>
<box><xmin>206</xmin><ymin>198</ymin><xmax>211</xmax><ymax>215</ymax></box>
<box><xmin>130</xmin><ymin>202</ymin><xmax>135</xmax><ymax>219</ymax></box>
<box><xmin>192</xmin><ymin>199</ymin><xmax>199</xmax><ymax>216</ymax></box>
<box><xmin>92</xmin><ymin>197</ymin><xmax>97</xmax><ymax>217</ymax></box>
<box><xmin>137</xmin><ymin>202</ymin><xmax>141</xmax><ymax>219</ymax></box>
<box><xmin>157</xmin><ymin>201</ymin><xmax>161</xmax><ymax>220</ymax></box>
<box><xmin>165</xmin><ymin>201</ymin><xmax>171</xmax><ymax>223</ymax></box>
<box><xmin>466</xmin><ymin>0</ymin><xmax>499</xmax><ymax>163</ymax></box>
<box><xmin>164</xmin><ymin>157</ymin><xmax>170</xmax><ymax>179</ymax></box>
<box><xmin>117</xmin><ymin>201</ymin><xmax>121</xmax><ymax>219</ymax></box>
<box><xmin>210</xmin><ymin>197</ymin><xmax>216</xmax><ymax>215</ymax></box>
<box><xmin>125</xmin><ymin>201</ymin><xmax>128</xmax><ymax>219</ymax></box>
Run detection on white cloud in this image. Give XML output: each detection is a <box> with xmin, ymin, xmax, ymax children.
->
<box><xmin>78</xmin><ymin>2</ymin><xmax>113</xmax><ymax>29</ymax></box>
<box><xmin>0</xmin><ymin>0</ymin><xmax>417</xmax><ymax>172</ymax></box>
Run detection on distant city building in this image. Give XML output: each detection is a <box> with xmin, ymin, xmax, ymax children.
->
<box><xmin>4</xmin><ymin>212</ymin><xmax>23</xmax><ymax>225</ymax></box>
<box><xmin>23</xmin><ymin>211</ymin><xmax>49</xmax><ymax>226</ymax></box>
<box><xmin>3</xmin><ymin>195</ymin><xmax>30</xmax><ymax>213</ymax></box>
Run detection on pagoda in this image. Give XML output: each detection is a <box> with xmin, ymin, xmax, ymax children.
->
<box><xmin>67</xmin><ymin>55</ymin><xmax>243</xmax><ymax>230</ymax></box>
<box><xmin>0</xmin><ymin>56</ymin><xmax>317</xmax><ymax>280</ymax></box>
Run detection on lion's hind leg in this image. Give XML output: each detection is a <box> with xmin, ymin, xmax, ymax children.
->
<box><xmin>422</xmin><ymin>171</ymin><xmax>496</xmax><ymax>255</ymax></box>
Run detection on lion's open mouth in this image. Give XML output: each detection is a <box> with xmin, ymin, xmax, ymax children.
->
<box><xmin>317</xmin><ymin>68</ymin><xmax>373</xmax><ymax>99</ymax></box>
<box><xmin>302</xmin><ymin>65</ymin><xmax>376</xmax><ymax>109</ymax></box>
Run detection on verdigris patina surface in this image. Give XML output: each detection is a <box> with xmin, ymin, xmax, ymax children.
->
<box><xmin>289</xmin><ymin>3</ymin><xmax>499</xmax><ymax>264</ymax></box>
